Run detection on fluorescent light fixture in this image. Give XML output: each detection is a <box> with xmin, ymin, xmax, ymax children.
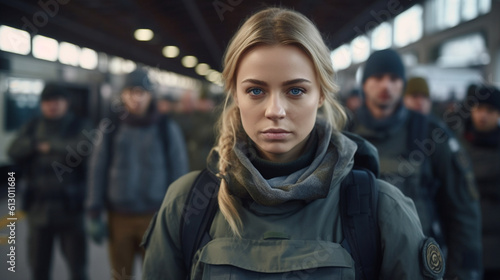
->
<box><xmin>350</xmin><ymin>35</ymin><xmax>370</xmax><ymax>64</ymax></box>
<box><xmin>0</xmin><ymin>25</ymin><xmax>30</xmax><ymax>55</ymax></box>
<box><xmin>206</xmin><ymin>70</ymin><xmax>221</xmax><ymax>83</ymax></box>
<box><xmin>59</xmin><ymin>41</ymin><xmax>80</xmax><ymax>66</ymax></box>
<box><xmin>80</xmin><ymin>47</ymin><xmax>98</xmax><ymax>70</ymax></box>
<box><xmin>121</xmin><ymin>59</ymin><xmax>136</xmax><ymax>73</ymax></box>
<box><xmin>33</xmin><ymin>35</ymin><xmax>58</xmax><ymax>61</ymax></box>
<box><xmin>330</xmin><ymin>44</ymin><xmax>351</xmax><ymax>71</ymax></box>
<box><xmin>134</xmin><ymin>29</ymin><xmax>154</xmax><ymax>41</ymax></box>
<box><xmin>109</xmin><ymin>57</ymin><xmax>122</xmax><ymax>74</ymax></box>
<box><xmin>162</xmin><ymin>45</ymin><xmax>179</xmax><ymax>58</ymax></box>
<box><xmin>371</xmin><ymin>22</ymin><xmax>392</xmax><ymax>50</ymax></box>
<box><xmin>181</xmin><ymin>55</ymin><xmax>198</xmax><ymax>68</ymax></box>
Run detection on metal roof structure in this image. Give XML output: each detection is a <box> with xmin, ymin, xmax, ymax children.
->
<box><xmin>0</xmin><ymin>0</ymin><xmax>422</xmax><ymax>79</ymax></box>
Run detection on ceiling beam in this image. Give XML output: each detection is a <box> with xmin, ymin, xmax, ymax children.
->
<box><xmin>0</xmin><ymin>0</ymin><xmax>201</xmax><ymax>78</ymax></box>
<box><xmin>182</xmin><ymin>0</ymin><xmax>224</xmax><ymax>69</ymax></box>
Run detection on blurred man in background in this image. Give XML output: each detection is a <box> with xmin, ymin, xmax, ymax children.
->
<box><xmin>403</xmin><ymin>76</ymin><xmax>432</xmax><ymax>115</ymax></box>
<box><xmin>349</xmin><ymin>49</ymin><xmax>483</xmax><ymax>280</ymax></box>
<box><xmin>85</xmin><ymin>69</ymin><xmax>189</xmax><ymax>279</ymax></box>
<box><xmin>8</xmin><ymin>83</ymin><xmax>91</xmax><ymax>280</ymax></box>
<box><xmin>459</xmin><ymin>85</ymin><xmax>500</xmax><ymax>280</ymax></box>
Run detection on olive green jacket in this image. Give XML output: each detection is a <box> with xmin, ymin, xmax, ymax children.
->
<box><xmin>143</xmin><ymin>171</ymin><xmax>439</xmax><ymax>279</ymax></box>
<box><xmin>142</xmin><ymin>128</ymin><xmax>440</xmax><ymax>279</ymax></box>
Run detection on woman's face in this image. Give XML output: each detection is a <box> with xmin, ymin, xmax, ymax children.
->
<box><xmin>235</xmin><ymin>45</ymin><xmax>323</xmax><ymax>163</ymax></box>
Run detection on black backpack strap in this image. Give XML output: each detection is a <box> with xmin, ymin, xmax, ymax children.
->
<box><xmin>340</xmin><ymin>168</ymin><xmax>380</xmax><ymax>280</ymax></box>
<box><xmin>180</xmin><ymin>168</ymin><xmax>220</xmax><ymax>277</ymax></box>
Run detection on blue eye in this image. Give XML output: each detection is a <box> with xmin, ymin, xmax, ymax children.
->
<box><xmin>288</xmin><ymin>88</ymin><xmax>304</xmax><ymax>96</ymax></box>
<box><xmin>248</xmin><ymin>88</ymin><xmax>263</xmax><ymax>96</ymax></box>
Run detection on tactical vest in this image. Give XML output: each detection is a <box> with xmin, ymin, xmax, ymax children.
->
<box><xmin>180</xmin><ymin>132</ymin><xmax>381</xmax><ymax>280</ymax></box>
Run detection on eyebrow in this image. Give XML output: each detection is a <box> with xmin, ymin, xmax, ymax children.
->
<box><xmin>241</xmin><ymin>78</ymin><xmax>311</xmax><ymax>86</ymax></box>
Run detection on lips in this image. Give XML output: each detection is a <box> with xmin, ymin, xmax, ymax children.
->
<box><xmin>261</xmin><ymin>128</ymin><xmax>291</xmax><ymax>140</ymax></box>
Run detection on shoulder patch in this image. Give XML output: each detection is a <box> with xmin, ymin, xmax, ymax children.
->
<box><xmin>421</xmin><ymin>237</ymin><xmax>445</xmax><ymax>279</ymax></box>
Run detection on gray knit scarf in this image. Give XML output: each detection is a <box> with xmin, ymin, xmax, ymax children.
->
<box><xmin>207</xmin><ymin>120</ymin><xmax>357</xmax><ymax>206</ymax></box>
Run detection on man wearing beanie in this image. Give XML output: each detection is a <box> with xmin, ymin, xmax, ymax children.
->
<box><xmin>459</xmin><ymin>85</ymin><xmax>500</xmax><ymax>280</ymax></box>
<box><xmin>349</xmin><ymin>49</ymin><xmax>482</xmax><ymax>280</ymax></box>
<box><xmin>404</xmin><ymin>76</ymin><xmax>432</xmax><ymax>115</ymax></box>
<box><xmin>8</xmin><ymin>82</ymin><xmax>92</xmax><ymax>280</ymax></box>
<box><xmin>85</xmin><ymin>68</ymin><xmax>189</xmax><ymax>279</ymax></box>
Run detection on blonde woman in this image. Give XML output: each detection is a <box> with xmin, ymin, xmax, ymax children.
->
<box><xmin>142</xmin><ymin>7</ymin><xmax>444</xmax><ymax>279</ymax></box>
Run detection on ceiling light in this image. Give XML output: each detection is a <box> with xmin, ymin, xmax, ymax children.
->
<box><xmin>206</xmin><ymin>71</ymin><xmax>222</xmax><ymax>83</ymax></box>
<box><xmin>134</xmin><ymin>29</ymin><xmax>154</xmax><ymax>41</ymax></box>
<box><xmin>162</xmin><ymin>45</ymin><xmax>179</xmax><ymax>58</ymax></box>
<box><xmin>33</xmin><ymin>35</ymin><xmax>58</xmax><ymax>62</ymax></box>
<box><xmin>181</xmin><ymin>55</ymin><xmax>198</xmax><ymax>68</ymax></box>
<box><xmin>195</xmin><ymin>63</ymin><xmax>210</xmax><ymax>75</ymax></box>
<box><xmin>59</xmin><ymin>42</ymin><xmax>80</xmax><ymax>66</ymax></box>
<box><xmin>0</xmin><ymin>25</ymin><xmax>30</xmax><ymax>55</ymax></box>
<box><xmin>80</xmin><ymin>48</ymin><xmax>98</xmax><ymax>70</ymax></box>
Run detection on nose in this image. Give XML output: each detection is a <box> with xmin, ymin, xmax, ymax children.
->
<box><xmin>265</xmin><ymin>94</ymin><xmax>286</xmax><ymax>120</ymax></box>
<box><xmin>380</xmin><ymin>75</ymin><xmax>392</xmax><ymax>88</ymax></box>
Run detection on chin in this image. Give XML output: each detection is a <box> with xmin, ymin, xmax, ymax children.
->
<box><xmin>260</xmin><ymin>144</ymin><xmax>296</xmax><ymax>157</ymax></box>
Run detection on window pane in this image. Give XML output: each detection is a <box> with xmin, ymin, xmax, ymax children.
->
<box><xmin>436</xmin><ymin>0</ymin><xmax>447</xmax><ymax>30</ymax></box>
<box><xmin>394</xmin><ymin>5</ymin><xmax>423</xmax><ymax>47</ymax></box>
<box><xmin>479</xmin><ymin>0</ymin><xmax>491</xmax><ymax>14</ymax></box>
<box><xmin>437</xmin><ymin>33</ymin><xmax>489</xmax><ymax>67</ymax></box>
<box><xmin>462</xmin><ymin>0</ymin><xmax>478</xmax><ymax>21</ymax></box>
<box><xmin>445</xmin><ymin>0</ymin><xmax>460</xmax><ymax>27</ymax></box>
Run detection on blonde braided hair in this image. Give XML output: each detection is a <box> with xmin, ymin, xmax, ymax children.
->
<box><xmin>213</xmin><ymin>7</ymin><xmax>347</xmax><ymax>237</ymax></box>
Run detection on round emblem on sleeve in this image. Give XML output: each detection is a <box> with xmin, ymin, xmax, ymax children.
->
<box><xmin>421</xmin><ymin>238</ymin><xmax>445</xmax><ymax>279</ymax></box>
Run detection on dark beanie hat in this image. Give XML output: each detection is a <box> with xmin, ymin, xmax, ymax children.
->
<box><xmin>362</xmin><ymin>49</ymin><xmax>405</xmax><ymax>84</ymax></box>
<box><xmin>123</xmin><ymin>68</ymin><xmax>154</xmax><ymax>92</ymax></box>
<box><xmin>476</xmin><ymin>85</ymin><xmax>500</xmax><ymax>112</ymax></box>
<box><xmin>405</xmin><ymin>77</ymin><xmax>430</xmax><ymax>97</ymax></box>
<box><xmin>40</xmin><ymin>83</ymin><xmax>69</xmax><ymax>101</ymax></box>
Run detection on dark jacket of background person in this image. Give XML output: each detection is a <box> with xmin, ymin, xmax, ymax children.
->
<box><xmin>85</xmin><ymin>105</ymin><xmax>189</xmax><ymax>215</ymax></box>
<box><xmin>459</xmin><ymin>85</ymin><xmax>500</xmax><ymax>279</ymax></box>
<box><xmin>7</xmin><ymin>83</ymin><xmax>92</xmax><ymax>280</ymax></box>
<box><xmin>85</xmin><ymin>69</ymin><xmax>189</xmax><ymax>280</ymax></box>
<box><xmin>9</xmin><ymin>111</ymin><xmax>91</xmax><ymax>218</ymax></box>
<box><xmin>350</xmin><ymin>49</ymin><xmax>482</xmax><ymax>280</ymax></box>
<box><xmin>170</xmin><ymin>92</ymin><xmax>219</xmax><ymax>171</ymax></box>
<box><xmin>8</xmin><ymin>84</ymin><xmax>92</xmax><ymax>222</ymax></box>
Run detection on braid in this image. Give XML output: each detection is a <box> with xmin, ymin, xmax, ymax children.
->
<box><xmin>214</xmin><ymin>101</ymin><xmax>243</xmax><ymax>237</ymax></box>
